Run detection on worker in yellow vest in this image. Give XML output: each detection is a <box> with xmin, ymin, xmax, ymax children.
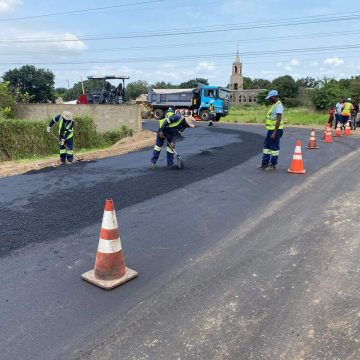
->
<box><xmin>341</xmin><ymin>98</ymin><xmax>353</xmax><ymax>130</ymax></box>
<box><xmin>259</xmin><ymin>90</ymin><xmax>284</xmax><ymax>172</ymax></box>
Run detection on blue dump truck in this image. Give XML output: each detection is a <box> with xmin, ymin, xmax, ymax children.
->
<box><xmin>147</xmin><ymin>84</ymin><xmax>230</xmax><ymax>121</ymax></box>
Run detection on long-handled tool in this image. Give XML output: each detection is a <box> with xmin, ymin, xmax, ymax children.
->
<box><xmin>48</xmin><ymin>131</ymin><xmax>83</xmax><ymax>162</ymax></box>
<box><xmin>166</xmin><ymin>140</ymin><xmax>184</xmax><ymax>170</ymax></box>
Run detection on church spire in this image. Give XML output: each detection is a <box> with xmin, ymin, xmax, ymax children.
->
<box><xmin>235</xmin><ymin>44</ymin><xmax>240</xmax><ymax>63</ymax></box>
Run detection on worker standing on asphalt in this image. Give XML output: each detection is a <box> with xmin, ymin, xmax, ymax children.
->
<box><xmin>341</xmin><ymin>98</ymin><xmax>353</xmax><ymax>130</ymax></box>
<box><xmin>47</xmin><ymin>111</ymin><xmax>74</xmax><ymax>164</ymax></box>
<box><xmin>259</xmin><ymin>90</ymin><xmax>284</xmax><ymax>172</ymax></box>
<box><xmin>209</xmin><ymin>100</ymin><xmax>215</xmax><ymax>126</ymax></box>
<box><xmin>150</xmin><ymin>113</ymin><xmax>195</xmax><ymax>169</ymax></box>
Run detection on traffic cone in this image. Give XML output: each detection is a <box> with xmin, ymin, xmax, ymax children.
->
<box><xmin>306</xmin><ymin>128</ymin><xmax>319</xmax><ymax>149</ymax></box>
<box><xmin>288</xmin><ymin>140</ymin><xmax>306</xmax><ymax>174</ymax></box>
<box><xmin>344</xmin><ymin>120</ymin><xmax>351</xmax><ymax>136</ymax></box>
<box><xmin>82</xmin><ymin>198</ymin><xmax>138</xmax><ymax>290</ymax></box>
<box><xmin>323</xmin><ymin>125</ymin><xmax>333</xmax><ymax>143</ymax></box>
<box><xmin>334</xmin><ymin>122</ymin><xmax>342</xmax><ymax>137</ymax></box>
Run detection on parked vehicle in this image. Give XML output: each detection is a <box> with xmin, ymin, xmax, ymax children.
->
<box><xmin>147</xmin><ymin>85</ymin><xmax>230</xmax><ymax>120</ymax></box>
<box><xmin>77</xmin><ymin>75</ymin><xmax>130</xmax><ymax>105</ymax></box>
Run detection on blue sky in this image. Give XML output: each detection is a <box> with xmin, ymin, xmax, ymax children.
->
<box><xmin>0</xmin><ymin>0</ymin><xmax>359</xmax><ymax>90</ymax></box>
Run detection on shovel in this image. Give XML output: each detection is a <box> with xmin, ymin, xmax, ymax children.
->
<box><xmin>48</xmin><ymin>131</ymin><xmax>83</xmax><ymax>162</ymax></box>
<box><xmin>166</xmin><ymin>140</ymin><xmax>184</xmax><ymax>170</ymax></box>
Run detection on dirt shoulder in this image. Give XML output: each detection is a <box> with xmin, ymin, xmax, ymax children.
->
<box><xmin>0</xmin><ymin>130</ymin><xmax>155</xmax><ymax>178</ymax></box>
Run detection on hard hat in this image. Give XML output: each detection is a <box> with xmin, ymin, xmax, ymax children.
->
<box><xmin>62</xmin><ymin>111</ymin><xmax>73</xmax><ymax>121</ymax></box>
<box><xmin>265</xmin><ymin>90</ymin><xmax>279</xmax><ymax>100</ymax></box>
<box><xmin>210</xmin><ymin>100</ymin><xmax>215</xmax><ymax>104</ymax></box>
<box><xmin>184</xmin><ymin>115</ymin><xmax>196</xmax><ymax>128</ymax></box>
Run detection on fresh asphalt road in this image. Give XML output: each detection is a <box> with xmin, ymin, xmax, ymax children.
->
<box><xmin>1</xmin><ymin>122</ymin><xmax>360</xmax><ymax>360</ymax></box>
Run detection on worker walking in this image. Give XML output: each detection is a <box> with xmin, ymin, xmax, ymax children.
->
<box><xmin>150</xmin><ymin>111</ymin><xmax>195</xmax><ymax>169</ymax></box>
<box><xmin>47</xmin><ymin>111</ymin><xmax>74</xmax><ymax>164</ymax></box>
<box><xmin>259</xmin><ymin>90</ymin><xmax>284</xmax><ymax>172</ymax></box>
<box><xmin>208</xmin><ymin>100</ymin><xmax>215</xmax><ymax>126</ymax></box>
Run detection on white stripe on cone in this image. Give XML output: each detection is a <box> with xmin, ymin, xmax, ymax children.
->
<box><xmin>97</xmin><ymin>238</ymin><xmax>122</xmax><ymax>253</ymax></box>
<box><xmin>101</xmin><ymin>210</ymin><xmax>118</xmax><ymax>230</ymax></box>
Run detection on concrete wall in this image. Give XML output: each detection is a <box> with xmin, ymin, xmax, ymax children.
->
<box><xmin>13</xmin><ymin>104</ymin><xmax>142</xmax><ymax>133</ymax></box>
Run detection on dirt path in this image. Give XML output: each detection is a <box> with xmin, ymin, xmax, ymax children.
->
<box><xmin>0</xmin><ymin>130</ymin><xmax>155</xmax><ymax>178</ymax></box>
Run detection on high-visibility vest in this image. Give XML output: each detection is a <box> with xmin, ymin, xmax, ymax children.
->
<box><xmin>265</xmin><ymin>100</ymin><xmax>284</xmax><ymax>130</ymax></box>
<box><xmin>342</xmin><ymin>102</ymin><xmax>352</xmax><ymax>116</ymax></box>
<box><xmin>159</xmin><ymin>113</ymin><xmax>182</xmax><ymax>128</ymax></box>
<box><xmin>59</xmin><ymin>116</ymin><xmax>74</xmax><ymax>139</ymax></box>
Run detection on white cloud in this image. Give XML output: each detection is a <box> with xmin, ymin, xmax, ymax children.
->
<box><xmin>0</xmin><ymin>0</ymin><xmax>22</xmax><ymax>13</ymax></box>
<box><xmin>290</xmin><ymin>59</ymin><xmax>300</xmax><ymax>66</ymax></box>
<box><xmin>324</xmin><ymin>57</ymin><xmax>344</xmax><ymax>67</ymax></box>
<box><xmin>196</xmin><ymin>62</ymin><xmax>215</xmax><ymax>71</ymax></box>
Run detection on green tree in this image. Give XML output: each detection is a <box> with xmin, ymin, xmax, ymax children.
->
<box><xmin>296</xmin><ymin>77</ymin><xmax>319</xmax><ymax>88</ymax></box>
<box><xmin>2</xmin><ymin>65</ymin><xmax>55</xmax><ymax>103</ymax></box>
<box><xmin>310</xmin><ymin>78</ymin><xmax>343</xmax><ymax>109</ymax></box>
<box><xmin>125</xmin><ymin>80</ymin><xmax>149</xmax><ymax>101</ymax></box>
<box><xmin>0</xmin><ymin>81</ymin><xmax>16</xmax><ymax>118</ymax></box>
<box><xmin>243</xmin><ymin>77</ymin><xmax>253</xmax><ymax>89</ymax></box>
<box><xmin>252</xmin><ymin>78</ymin><xmax>271</xmax><ymax>89</ymax></box>
<box><xmin>271</xmin><ymin>75</ymin><xmax>298</xmax><ymax>98</ymax></box>
<box><xmin>152</xmin><ymin>81</ymin><xmax>176</xmax><ymax>89</ymax></box>
<box><xmin>179</xmin><ymin>78</ymin><xmax>209</xmax><ymax>88</ymax></box>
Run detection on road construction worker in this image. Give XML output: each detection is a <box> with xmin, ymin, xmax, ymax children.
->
<box><xmin>259</xmin><ymin>90</ymin><xmax>284</xmax><ymax>172</ymax></box>
<box><xmin>150</xmin><ymin>113</ymin><xmax>195</xmax><ymax>168</ymax></box>
<box><xmin>209</xmin><ymin>100</ymin><xmax>215</xmax><ymax>126</ymax></box>
<box><xmin>47</xmin><ymin>111</ymin><xmax>74</xmax><ymax>164</ymax></box>
<box><xmin>341</xmin><ymin>98</ymin><xmax>353</xmax><ymax>130</ymax></box>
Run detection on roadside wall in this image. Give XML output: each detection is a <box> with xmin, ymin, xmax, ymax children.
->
<box><xmin>13</xmin><ymin>104</ymin><xmax>142</xmax><ymax>133</ymax></box>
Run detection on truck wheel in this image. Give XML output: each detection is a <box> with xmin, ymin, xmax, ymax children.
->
<box><xmin>154</xmin><ymin>108</ymin><xmax>164</xmax><ymax>120</ymax></box>
<box><xmin>200</xmin><ymin>110</ymin><xmax>210</xmax><ymax>121</ymax></box>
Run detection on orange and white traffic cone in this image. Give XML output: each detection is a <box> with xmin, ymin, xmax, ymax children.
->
<box><xmin>82</xmin><ymin>198</ymin><xmax>138</xmax><ymax>290</ymax></box>
<box><xmin>288</xmin><ymin>140</ymin><xmax>306</xmax><ymax>174</ymax></box>
<box><xmin>334</xmin><ymin>122</ymin><xmax>342</xmax><ymax>137</ymax></box>
<box><xmin>344</xmin><ymin>120</ymin><xmax>351</xmax><ymax>136</ymax></box>
<box><xmin>323</xmin><ymin>125</ymin><xmax>333</xmax><ymax>143</ymax></box>
<box><xmin>306</xmin><ymin>128</ymin><xmax>319</xmax><ymax>149</ymax></box>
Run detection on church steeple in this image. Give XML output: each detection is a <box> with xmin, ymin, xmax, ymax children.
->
<box><xmin>230</xmin><ymin>47</ymin><xmax>243</xmax><ymax>90</ymax></box>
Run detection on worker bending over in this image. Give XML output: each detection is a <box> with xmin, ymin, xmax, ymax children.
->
<box><xmin>47</xmin><ymin>111</ymin><xmax>74</xmax><ymax>164</ymax></box>
<box><xmin>151</xmin><ymin>109</ymin><xmax>195</xmax><ymax>168</ymax></box>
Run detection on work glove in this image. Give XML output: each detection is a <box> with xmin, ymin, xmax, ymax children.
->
<box><xmin>46</xmin><ymin>127</ymin><xmax>51</xmax><ymax>133</ymax></box>
<box><xmin>59</xmin><ymin>138</ymin><xmax>65</xmax><ymax>146</ymax></box>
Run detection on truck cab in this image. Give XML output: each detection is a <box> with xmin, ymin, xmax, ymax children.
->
<box><xmin>196</xmin><ymin>85</ymin><xmax>230</xmax><ymax>121</ymax></box>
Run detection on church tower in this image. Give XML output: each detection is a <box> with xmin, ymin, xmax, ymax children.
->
<box><xmin>229</xmin><ymin>49</ymin><xmax>243</xmax><ymax>91</ymax></box>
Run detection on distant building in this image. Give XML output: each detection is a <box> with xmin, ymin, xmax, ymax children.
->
<box><xmin>229</xmin><ymin>50</ymin><xmax>266</xmax><ymax>105</ymax></box>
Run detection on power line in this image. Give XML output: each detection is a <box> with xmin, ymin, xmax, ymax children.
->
<box><xmin>1</xmin><ymin>11</ymin><xmax>360</xmax><ymax>43</ymax></box>
<box><xmin>1</xmin><ymin>29</ymin><xmax>358</xmax><ymax>56</ymax></box>
<box><xmin>0</xmin><ymin>0</ymin><xmax>164</xmax><ymax>22</ymax></box>
<box><xmin>0</xmin><ymin>43</ymin><xmax>358</xmax><ymax>66</ymax></box>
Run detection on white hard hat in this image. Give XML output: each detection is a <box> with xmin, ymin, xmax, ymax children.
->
<box><xmin>62</xmin><ymin>111</ymin><xmax>73</xmax><ymax>121</ymax></box>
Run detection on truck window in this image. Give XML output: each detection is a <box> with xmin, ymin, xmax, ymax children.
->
<box><xmin>204</xmin><ymin>89</ymin><xmax>216</xmax><ymax>98</ymax></box>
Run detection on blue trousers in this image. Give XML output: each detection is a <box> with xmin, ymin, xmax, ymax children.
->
<box><xmin>151</xmin><ymin>131</ymin><xmax>174</xmax><ymax>166</ymax></box>
<box><xmin>262</xmin><ymin>129</ymin><xmax>283</xmax><ymax>166</ymax></box>
<box><xmin>59</xmin><ymin>137</ymin><xmax>73</xmax><ymax>162</ymax></box>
